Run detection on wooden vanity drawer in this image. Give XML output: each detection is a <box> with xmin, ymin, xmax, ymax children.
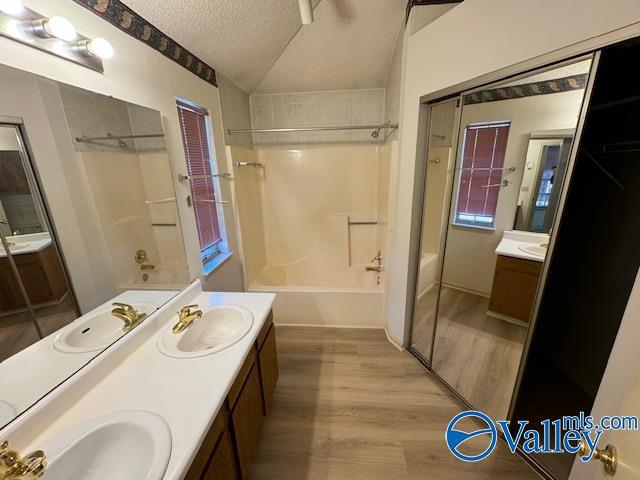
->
<box><xmin>227</xmin><ymin>347</ymin><xmax>257</xmax><ymax>409</ymax></box>
<box><xmin>184</xmin><ymin>403</ymin><xmax>228</xmax><ymax>480</ymax></box>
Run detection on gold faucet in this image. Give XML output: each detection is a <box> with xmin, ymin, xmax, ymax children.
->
<box><xmin>111</xmin><ymin>303</ymin><xmax>147</xmax><ymax>332</ymax></box>
<box><xmin>0</xmin><ymin>441</ymin><xmax>46</xmax><ymax>480</ymax></box>
<box><xmin>172</xmin><ymin>304</ymin><xmax>203</xmax><ymax>334</ymax></box>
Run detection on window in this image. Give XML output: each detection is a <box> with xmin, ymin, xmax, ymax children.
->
<box><xmin>454</xmin><ymin>122</ymin><xmax>510</xmax><ymax>228</ymax></box>
<box><xmin>176</xmin><ymin>100</ymin><xmax>224</xmax><ymax>263</ymax></box>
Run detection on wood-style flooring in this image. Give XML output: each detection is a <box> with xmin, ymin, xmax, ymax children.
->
<box><xmin>251</xmin><ymin>326</ymin><xmax>540</xmax><ymax>480</ymax></box>
<box><xmin>0</xmin><ymin>295</ymin><xmax>77</xmax><ymax>362</ymax></box>
<box><xmin>431</xmin><ymin>286</ymin><xmax>529</xmax><ymax>421</ymax></box>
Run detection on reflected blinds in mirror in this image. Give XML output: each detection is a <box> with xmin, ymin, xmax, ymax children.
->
<box><xmin>176</xmin><ymin>102</ymin><xmax>221</xmax><ymax>254</ymax></box>
<box><xmin>455</xmin><ymin>123</ymin><xmax>510</xmax><ymax>228</ymax></box>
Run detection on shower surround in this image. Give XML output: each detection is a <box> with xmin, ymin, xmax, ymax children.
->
<box><xmin>229</xmin><ymin>143</ymin><xmax>393</xmax><ymax>327</ymax></box>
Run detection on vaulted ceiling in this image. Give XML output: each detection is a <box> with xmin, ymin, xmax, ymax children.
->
<box><xmin>121</xmin><ymin>0</ymin><xmax>407</xmax><ymax>93</ymax></box>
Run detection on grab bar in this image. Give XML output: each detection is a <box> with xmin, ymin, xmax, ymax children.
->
<box><xmin>481</xmin><ymin>180</ymin><xmax>510</xmax><ymax>189</ymax></box>
<box><xmin>145</xmin><ymin>197</ymin><xmax>176</xmax><ymax>204</ymax></box>
<box><xmin>186</xmin><ymin>195</ymin><xmax>229</xmax><ymax>206</ymax></box>
<box><xmin>235</xmin><ymin>161</ymin><xmax>264</xmax><ymax>168</ymax></box>
<box><xmin>178</xmin><ymin>173</ymin><xmax>232</xmax><ymax>181</ymax></box>
<box><xmin>349</xmin><ymin>221</ymin><xmax>379</xmax><ymax>225</ymax></box>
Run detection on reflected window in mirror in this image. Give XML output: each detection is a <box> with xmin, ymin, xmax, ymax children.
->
<box><xmin>453</xmin><ymin>122</ymin><xmax>510</xmax><ymax>229</ymax></box>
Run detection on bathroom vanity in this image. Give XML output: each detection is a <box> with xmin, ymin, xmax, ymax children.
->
<box><xmin>0</xmin><ymin>234</ymin><xmax>67</xmax><ymax>310</ymax></box>
<box><xmin>489</xmin><ymin>231</ymin><xmax>548</xmax><ymax>324</ymax></box>
<box><xmin>0</xmin><ymin>281</ymin><xmax>278</xmax><ymax>480</ymax></box>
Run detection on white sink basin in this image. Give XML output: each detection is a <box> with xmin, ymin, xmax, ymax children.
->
<box><xmin>40</xmin><ymin>410</ymin><xmax>171</xmax><ymax>480</ymax></box>
<box><xmin>518</xmin><ymin>244</ymin><xmax>547</xmax><ymax>258</ymax></box>
<box><xmin>157</xmin><ymin>305</ymin><xmax>253</xmax><ymax>359</ymax></box>
<box><xmin>53</xmin><ymin>302</ymin><xmax>158</xmax><ymax>354</ymax></box>
<box><xmin>0</xmin><ymin>242</ymin><xmax>31</xmax><ymax>254</ymax></box>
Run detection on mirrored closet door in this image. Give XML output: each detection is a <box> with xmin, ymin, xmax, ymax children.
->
<box><xmin>0</xmin><ymin>123</ymin><xmax>78</xmax><ymax>363</ymax></box>
<box><xmin>409</xmin><ymin>98</ymin><xmax>459</xmax><ymax>362</ymax></box>
<box><xmin>409</xmin><ymin>55</ymin><xmax>595</xmax><ymax>420</ymax></box>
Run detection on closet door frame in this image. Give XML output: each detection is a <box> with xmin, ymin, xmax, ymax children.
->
<box><xmin>406</xmin><ymin>96</ymin><xmax>462</xmax><ymax>366</ymax></box>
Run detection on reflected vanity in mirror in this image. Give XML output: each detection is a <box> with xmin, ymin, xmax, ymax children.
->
<box><xmin>409</xmin><ymin>56</ymin><xmax>593</xmax><ymax>420</ymax></box>
<box><xmin>0</xmin><ymin>64</ymin><xmax>189</xmax><ymax>430</ymax></box>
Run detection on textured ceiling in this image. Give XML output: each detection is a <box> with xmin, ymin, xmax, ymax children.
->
<box><xmin>121</xmin><ymin>0</ymin><xmax>321</xmax><ymax>92</ymax></box>
<box><xmin>255</xmin><ymin>0</ymin><xmax>407</xmax><ymax>93</ymax></box>
<box><xmin>121</xmin><ymin>0</ymin><xmax>406</xmax><ymax>93</ymax></box>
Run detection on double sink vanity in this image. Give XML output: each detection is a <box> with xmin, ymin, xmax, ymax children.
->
<box><xmin>0</xmin><ymin>280</ymin><xmax>278</xmax><ymax>479</ymax></box>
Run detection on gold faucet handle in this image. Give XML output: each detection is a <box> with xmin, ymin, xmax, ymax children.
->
<box><xmin>20</xmin><ymin>450</ymin><xmax>47</xmax><ymax>478</ymax></box>
<box><xmin>0</xmin><ymin>441</ymin><xmax>19</xmax><ymax>472</ymax></box>
<box><xmin>112</xmin><ymin>302</ymin><xmax>135</xmax><ymax>313</ymax></box>
<box><xmin>179</xmin><ymin>304</ymin><xmax>199</xmax><ymax>316</ymax></box>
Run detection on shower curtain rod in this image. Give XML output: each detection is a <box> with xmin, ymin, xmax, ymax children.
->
<box><xmin>75</xmin><ymin>133</ymin><xmax>164</xmax><ymax>142</ymax></box>
<box><xmin>226</xmin><ymin>123</ymin><xmax>399</xmax><ymax>134</ymax></box>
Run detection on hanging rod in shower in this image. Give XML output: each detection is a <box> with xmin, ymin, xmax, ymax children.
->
<box><xmin>226</xmin><ymin>123</ymin><xmax>399</xmax><ymax>135</ymax></box>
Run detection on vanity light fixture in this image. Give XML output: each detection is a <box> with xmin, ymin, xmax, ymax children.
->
<box><xmin>0</xmin><ymin>4</ymin><xmax>110</xmax><ymax>72</ymax></box>
<box><xmin>29</xmin><ymin>15</ymin><xmax>77</xmax><ymax>41</ymax></box>
<box><xmin>73</xmin><ymin>37</ymin><xmax>114</xmax><ymax>59</ymax></box>
<box><xmin>0</xmin><ymin>0</ymin><xmax>23</xmax><ymax>16</ymax></box>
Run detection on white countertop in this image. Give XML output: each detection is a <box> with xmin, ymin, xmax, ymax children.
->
<box><xmin>0</xmin><ymin>232</ymin><xmax>52</xmax><ymax>258</ymax></box>
<box><xmin>495</xmin><ymin>230</ymin><xmax>550</xmax><ymax>263</ymax></box>
<box><xmin>1</xmin><ymin>281</ymin><xmax>275</xmax><ymax>480</ymax></box>
<box><xmin>0</xmin><ymin>289</ymin><xmax>177</xmax><ymax>428</ymax></box>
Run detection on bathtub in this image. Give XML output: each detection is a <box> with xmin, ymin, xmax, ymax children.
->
<box><xmin>119</xmin><ymin>263</ymin><xmax>190</xmax><ymax>291</ymax></box>
<box><xmin>416</xmin><ymin>253</ymin><xmax>439</xmax><ymax>300</ymax></box>
<box><xmin>250</xmin><ymin>264</ymin><xmax>385</xmax><ymax>328</ymax></box>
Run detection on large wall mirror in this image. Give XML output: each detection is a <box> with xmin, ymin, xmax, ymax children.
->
<box><xmin>409</xmin><ymin>56</ymin><xmax>594</xmax><ymax>421</ymax></box>
<box><xmin>0</xmin><ymin>63</ymin><xmax>190</xmax><ymax>430</ymax></box>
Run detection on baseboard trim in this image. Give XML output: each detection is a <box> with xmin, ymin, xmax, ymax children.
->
<box><xmin>274</xmin><ymin>322</ymin><xmax>385</xmax><ymax>330</ymax></box>
<box><xmin>384</xmin><ymin>326</ymin><xmax>405</xmax><ymax>351</ymax></box>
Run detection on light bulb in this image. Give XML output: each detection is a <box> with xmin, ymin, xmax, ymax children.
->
<box><xmin>44</xmin><ymin>16</ymin><xmax>76</xmax><ymax>41</ymax></box>
<box><xmin>0</xmin><ymin>0</ymin><xmax>24</xmax><ymax>16</ymax></box>
<box><xmin>87</xmin><ymin>37</ymin><xmax>113</xmax><ymax>59</ymax></box>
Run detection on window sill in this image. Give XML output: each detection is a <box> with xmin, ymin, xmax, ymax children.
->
<box><xmin>202</xmin><ymin>251</ymin><xmax>233</xmax><ymax>278</ymax></box>
<box><xmin>451</xmin><ymin>222</ymin><xmax>496</xmax><ymax>233</ymax></box>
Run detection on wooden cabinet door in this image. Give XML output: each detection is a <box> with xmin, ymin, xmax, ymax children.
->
<box><xmin>184</xmin><ymin>404</ymin><xmax>229</xmax><ymax>480</ymax></box>
<box><xmin>259</xmin><ymin>325</ymin><xmax>279</xmax><ymax>414</ymax></box>
<box><xmin>202</xmin><ymin>431</ymin><xmax>238</xmax><ymax>480</ymax></box>
<box><xmin>489</xmin><ymin>255</ymin><xmax>542</xmax><ymax>322</ymax></box>
<box><xmin>0</xmin><ymin>259</ymin><xmax>25</xmax><ymax>310</ymax></box>
<box><xmin>230</xmin><ymin>365</ymin><xmax>264</xmax><ymax>479</ymax></box>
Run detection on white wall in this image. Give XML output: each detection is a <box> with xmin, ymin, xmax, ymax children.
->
<box><xmin>0</xmin><ymin>0</ymin><xmax>245</xmax><ymax>297</ymax></box>
<box><xmin>384</xmin><ymin>31</ymin><xmax>404</xmax><ymax>142</ymax></box>
<box><xmin>218</xmin><ymin>75</ymin><xmax>253</xmax><ymax>150</ymax></box>
<box><xmin>386</xmin><ymin>0</ymin><xmax>640</xmax><ymax>345</ymax></box>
